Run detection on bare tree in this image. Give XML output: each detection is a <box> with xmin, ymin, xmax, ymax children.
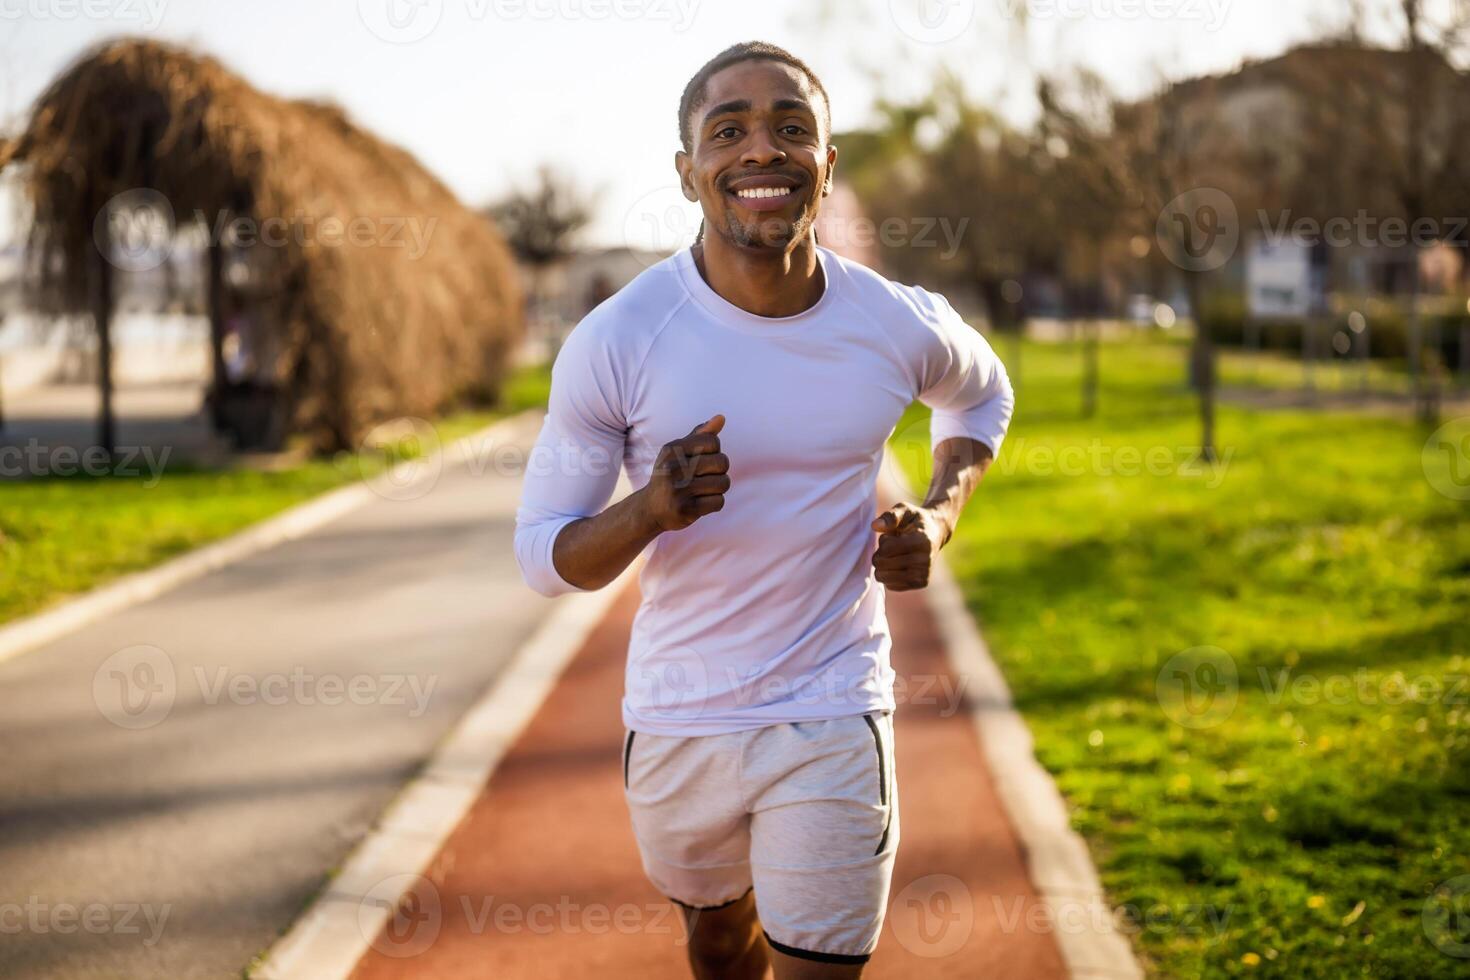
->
<box><xmin>1039</xmin><ymin>67</ymin><xmax>1245</xmax><ymax>458</ymax></box>
<box><xmin>485</xmin><ymin>167</ymin><xmax>592</xmax><ymax>344</ymax></box>
<box><xmin>1315</xmin><ymin>2</ymin><xmax>1470</xmax><ymax>404</ymax></box>
<box><xmin>1037</xmin><ymin>71</ymin><xmax>1132</xmax><ymax>417</ymax></box>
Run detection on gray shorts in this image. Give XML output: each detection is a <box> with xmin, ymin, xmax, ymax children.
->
<box><xmin>622</xmin><ymin>710</ymin><xmax>900</xmax><ymax>964</ymax></box>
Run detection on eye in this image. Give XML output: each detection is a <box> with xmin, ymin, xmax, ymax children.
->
<box><xmin>780</xmin><ymin>125</ymin><xmax>807</xmax><ymax>137</ymax></box>
<box><xmin>714</xmin><ymin>126</ymin><xmax>740</xmax><ymax>140</ymax></box>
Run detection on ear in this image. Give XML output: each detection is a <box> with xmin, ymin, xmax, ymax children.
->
<box><xmin>822</xmin><ymin>143</ymin><xmax>838</xmax><ymax>197</ymax></box>
<box><xmin>675</xmin><ymin>149</ymin><xmax>698</xmax><ymax>202</ymax></box>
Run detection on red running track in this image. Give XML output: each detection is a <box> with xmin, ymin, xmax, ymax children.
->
<box><xmin>351</xmin><ymin>580</ymin><xmax>1069</xmax><ymax>979</ymax></box>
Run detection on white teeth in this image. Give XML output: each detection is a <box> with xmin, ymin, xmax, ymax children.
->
<box><xmin>736</xmin><ymin>187</ymin><xmax>791</xmax><ymax>199</ymax></box>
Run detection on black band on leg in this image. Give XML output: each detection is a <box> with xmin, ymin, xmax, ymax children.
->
<box><xmin>763</xmin><ymin>930</ymin><xmax>872</xmax><ymax>965</ymax></box>
<box><xmin>668</xmin><ymin>885</ymin><xmax>754</xmax><ymax>912</ymax></box>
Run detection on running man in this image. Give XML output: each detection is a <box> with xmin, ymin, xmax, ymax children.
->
<box><xmin>514</xmin><ymin>41</ymin><xmax>1014</xmax><ymax>979</ymax></box>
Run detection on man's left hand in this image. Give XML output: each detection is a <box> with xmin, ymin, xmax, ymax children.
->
<box><xmin>870</xmin><ymin>502</ymin><xmax>949</xmax><ymax>592</ymax></box>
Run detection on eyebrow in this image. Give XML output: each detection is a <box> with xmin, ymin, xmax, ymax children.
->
<box><xmin>701</xmin><ymin>97</ymin><xmax>818</xmax><ymax>129</ymax></box>
<box><xmin>702</xmin><ymin>99</ymin><xmax>751</xmax><ymax>127</ymax></box>
<box><xmin>773</xmin><ymin>98</ymin><xmax>815</xmax><ymax>116</ymax></box>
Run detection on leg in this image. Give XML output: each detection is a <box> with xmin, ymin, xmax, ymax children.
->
<box><xmin>622</xmin><ymin>727</ymin><xmax>759</xmax><ymax>976</ymax></box>
<box><xmin>747</xmin><ymin>712</ymin><xmax>901</xmax><ymax>970</ymax></box>
<box><xmin>677</xmin><ymin>889</ymin><xmax>771</xmax><ymax>980</ymax></box>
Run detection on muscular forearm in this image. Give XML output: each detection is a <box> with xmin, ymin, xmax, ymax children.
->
<box><xmin>550</xmin><ymin>414</ymin><xmax>729</xmax><ymax>592</ymax></box>
<box><xmin>550</xmin><ymin>489</ymin><xmax>661</xmax><ymax>591</ymax></box>
<box><xmin>921</xmin><ymin>437</ymin><xmax>994</xmax><ymax>548</ymax></box>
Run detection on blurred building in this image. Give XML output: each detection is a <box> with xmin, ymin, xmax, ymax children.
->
<box><xmin>1162</xmin><ymin>41</ymin><xmax>1470</xmax><ymax>308</ymax></box>
<box><xmin>513</xmin><ymin>246</ymin><xmax>666</xmax><ymax>362</ymax></box>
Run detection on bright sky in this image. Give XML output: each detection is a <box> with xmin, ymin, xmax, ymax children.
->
<box><xmin>0</xmin><ymin>0</ymin><xmax>1414</xmax><ymax>248</ymax></box>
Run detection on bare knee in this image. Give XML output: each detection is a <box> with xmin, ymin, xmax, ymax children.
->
<box><xmin>769</xmin><ymin>947</ymin><xmax>865</xmax><ymax>980</ymax></box>
<box><xmin>690</xmin><ymin>924</ymin><xmax>757</xmax><ymax>970</ymax></box>
<box><xmin>681</xmin><ymin>892</ymin><xmax>768</xmax><ymax>979</ymax></box>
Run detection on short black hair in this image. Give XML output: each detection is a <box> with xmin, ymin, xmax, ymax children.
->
<box><xmin>678</xmin><ymin>41</ymin><xmax>831</xmax><ymax>153</ymax></box>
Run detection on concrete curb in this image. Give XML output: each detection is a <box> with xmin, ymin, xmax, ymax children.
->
<box><xmin>250</xmin><ymin>557</ymin><xmax>642</xmax><ymax>980</ymax></box>
<box><xmin>879</xmin><ymin>452</ymin><xmax>1145</xmax><ymax>980</ymax></box>
<box><xmin>0</xmin><ymin>409</ymin><xmax>543</xmax><ymax>669</ymax></box>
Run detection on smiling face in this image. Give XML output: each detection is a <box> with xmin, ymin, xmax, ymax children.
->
<box><xmin>676</xmin><ymin>58</ymin><xmax>837</xmax><ymax>252</ymax></box>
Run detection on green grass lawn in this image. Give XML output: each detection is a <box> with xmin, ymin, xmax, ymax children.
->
<box><xmin>0</xmin><ymin>363</ymin><xmax>551</xmax><ymax>627</ymax></box>
<box><xmin>1216</xmin><ymin>343</ymin><xmax>1417</xmax><ymax>395</ymax></box>
<box><xmin>892</xmin><ymin>337</ymin><xmax>1470</xmax><ymax>978</ymax></box>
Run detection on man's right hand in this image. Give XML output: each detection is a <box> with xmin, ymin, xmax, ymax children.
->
<box><xmin>640</xmin><ymin>415</ymin><xmax>730</xmax><ymax>532</ymax></box>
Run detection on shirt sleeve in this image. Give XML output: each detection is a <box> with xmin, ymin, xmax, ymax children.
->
<box><xmin>513</xmin><ymin>320</ymin><xmax>628</xmax><ymax>597</ymax></box>
<box><xmin>915</xmin><ymin>293</ymin><xmax>1015</xmax><ymax>456</ymax></box>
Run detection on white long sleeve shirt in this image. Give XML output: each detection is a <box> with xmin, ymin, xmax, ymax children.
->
<box><xmin>514</xmin><ymin>245</ymin><xmax>1014</xmax><ymax>736</ymax></box>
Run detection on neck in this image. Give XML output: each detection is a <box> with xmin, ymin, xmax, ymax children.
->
<box><xmin>693</xmin><ymin>231</ymin><xmax>824</xmax><ymax>318</ymax></box>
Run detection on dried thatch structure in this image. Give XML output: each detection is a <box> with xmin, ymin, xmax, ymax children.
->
<box><xmin>0</xmin><ymin>37</ymin><xmax>522</xmax><ymax>452</ymax></box>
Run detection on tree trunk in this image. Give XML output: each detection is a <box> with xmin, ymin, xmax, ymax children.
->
<box><xmin>206</xmin><ymin>239</ymin><xmax>228</xmax><ymax>430</ymax></box>
<box><xmin>1245</xmin><ymin>314</ymin><xmax>1260</xmax><ymax>385</ymax></box>
<box><xmin>978</xmin><ymin>277</ymin><xmax>1021</xmax><ymax>391</ymax></box>
<box><xmin>1407</xmin><ymin>245</ymin><xmax>1424</xmax><ymax>400</ymax></box>
<box><xmin>1186</xmin><ymin>272</ymin><xmax>1216</xmax><ymax>462</ymax></box>
<box><xmin>1361</xmin><ymin>318</ymin><xmax>1372</xmax><ymax>394</ymax></box>
<box><xmin>92</xmin><ymin>252</ymin><xmax>116</xmax><ymax>460</ymax></box>
<box><xmin>1302</xmin><ymin>319</ymin><xmax>1315</xmax><ymax>393</ymax></box>
<box><xmin>0</xmin><ymin>312</ymin><xmax>7</xmax><ymax>432</ymax></box>
<box><xmin>1082</xmin><ymin>319</ymin><xmax>1099</xmax><ymax>417</ymax></box>
<box><xmin>1459</xmin><ymin>323</ymin><xmax>1470</xmax><ymax>390</ymax></box>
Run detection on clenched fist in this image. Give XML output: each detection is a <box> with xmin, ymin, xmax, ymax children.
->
<box><xmin>870</xmin><ymin>502</ymin><xmax>946</xmax><ymax>592</ymax></box>
<box><xmin>639</xmin><ymin>415</ymin><xmax>731</xmax><ymax>532</ymax></box>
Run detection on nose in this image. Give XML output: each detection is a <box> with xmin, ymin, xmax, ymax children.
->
<box><xmin>741</xmin><ymin>124</ymin><xmax>786</xmax><ymax>168</ymax></box>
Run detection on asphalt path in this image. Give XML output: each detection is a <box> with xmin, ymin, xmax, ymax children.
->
<box><xmin>0</xmin><ymin>411</ymin><xmax>583</xmax><ymax>979</ymax></box>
